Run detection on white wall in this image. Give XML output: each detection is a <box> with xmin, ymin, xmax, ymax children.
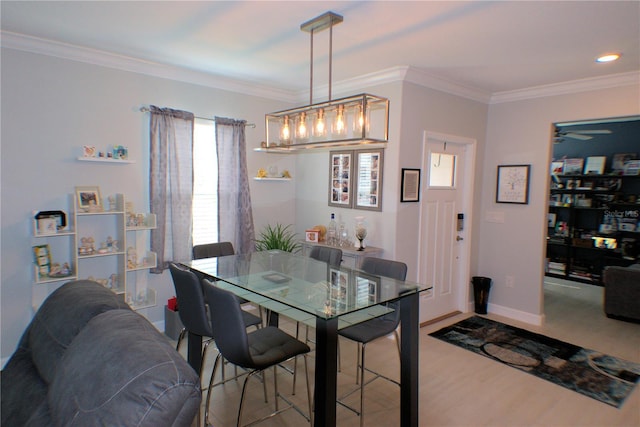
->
<box><xmin>479</xmin><ymin>85</ymin><xmax>640</xmax><ymax>324</ymax></box>
<box><xmin>0</xmin><ymin>48</ymin><xmax>294</xmax><ymax>360</ymax></box>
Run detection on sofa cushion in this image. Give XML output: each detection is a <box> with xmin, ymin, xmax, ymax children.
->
<box><xmin>28</xmin><ymin>280</ymin><xmax>129</xmax><ymax>385</ymax></box>
<box><xmin>48</xmin><ymin>309</ymin><xmax>200</xmax><ymax>426</ymax></box>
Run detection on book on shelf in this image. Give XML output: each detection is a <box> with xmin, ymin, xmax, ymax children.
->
<box><xmin>562</xmin><ymin>158</ymin><xmax>584</xmax><ymax>175</ymax></box>
<box><xmin>583</xmin><ymin>156</ymin><xmax>606</xmax><ymax>175</ymax></box>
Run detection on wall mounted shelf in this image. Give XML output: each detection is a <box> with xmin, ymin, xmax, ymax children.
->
<box><xmin>77</xmin><ymin>157</ymin><xmax>135</xmax><ymax>164</ymax></box>
<box><xmin>253</xmin><ymin>177</ymin><xmax>292</xmax><ymax>181</ymax></box>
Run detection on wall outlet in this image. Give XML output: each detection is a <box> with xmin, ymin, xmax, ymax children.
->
<box><xmin>506</xmin><ymin>275</ymin><xmax>515</xmax><ymax>288</ymax></box>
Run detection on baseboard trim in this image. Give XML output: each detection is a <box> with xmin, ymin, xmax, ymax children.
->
<box><xmin>466</xmin><ymin>301</ymin><xmax>544</xmax><ymax>326</ymax></box>
<box><xmin>420</xmin><ymin>311</ymin><xmax>462</xmax><ymax>328</ymax></box>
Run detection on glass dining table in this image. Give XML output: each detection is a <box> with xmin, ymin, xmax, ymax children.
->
<box><xmin>186</xmin><ymin>250</ymin><xmax>431</xmax><ymax>427</ymax></box>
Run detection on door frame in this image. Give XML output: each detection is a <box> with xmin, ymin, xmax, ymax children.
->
<box><xmin>417</xmin><ymin>130</ymin><xmax>477</xmax><ymax>315</ymax></box>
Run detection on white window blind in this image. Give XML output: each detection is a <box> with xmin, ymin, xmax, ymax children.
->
<box><xmin>192</xmin><ymin>119</ymin><xmax>218</xmax><ymax>246</ymax></box>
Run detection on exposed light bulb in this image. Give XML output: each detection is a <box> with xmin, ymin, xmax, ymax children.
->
<box><xmin>354</xmin><ymin>105</ymin><xmax>365</xmax><ymax>134</ymax></box>
<box><xmin>280</xmin><ymin>115</ymin><xmax>291</xmax><ymax>143</ymax></box>
<box><xmin>296</xmin><ymin>112</ymin><xmax>308</xmax><ymax>141</ymax></box>
<box><xmin>332</xmin><ymin>104</ymin><xmax>346</xmax><ymax>136</ymax></box>
<box><xmin>313</xmin><ymin>108</ymin><xmax>326</xmax><ymax>137</ymax></box>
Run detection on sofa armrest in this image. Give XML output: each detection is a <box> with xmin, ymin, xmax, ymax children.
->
<box><xmin>603</xmin><ymin>265</ymin><xmax>640</xmax><ymax>321</ymax></box>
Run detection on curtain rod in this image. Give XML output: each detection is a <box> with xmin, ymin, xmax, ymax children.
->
<box><xmin>139</xmin><ymin>107</ymin><xmax>255</xmax><ymax>128</ymax></box>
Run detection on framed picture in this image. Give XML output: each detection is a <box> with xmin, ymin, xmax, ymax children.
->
<box><xmin>550</xmin><ymin>161</ymin><xmax>564</xmax><ymax>175</ymax></box>
<box><xmin>584</xmin><ymin>156</ymin><xmax>606</xmax><ymax>175</ymax></box>
<box><xmin>401</xmin><ymin>168</ymin><xmax>421</xmax><ymax>202</ymax></box>
<box><xmin>354</xmin><ymin>149</ymin><xmax>384</xmax><ymax>211</ymax></box>
<box><xmin>33</xmin><ymin>244</ymin><xmax>52</xmax><ymax>278</ymax></box>
<box><xmin>75</xmin><ymin>186</ymin><xmax>102</xmax><ymax>212</ymax></box>
<box><xmin>496</xmin><ymin>164</ymin><xmax>530</xmax><ymax>204</ymax></box>
<box><xmin>612</xmin><ymin>153</ymin><xmax>637</xmax><ymax>171</ymax></box>
<box><xmin>562</xmin><ymin>158</ymin><xmax>584</xmax><ymax>175</ymax></box>
<box><xmin>328</xmin><ymin>151</ymin><xmax>354</xmax><ymax>208</ymax></box>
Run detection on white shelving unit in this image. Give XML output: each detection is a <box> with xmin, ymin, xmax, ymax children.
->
<box><xmin>31</xmin><ymin>193</ymin><xmax>157</xmax><ymax>311</ymax></box>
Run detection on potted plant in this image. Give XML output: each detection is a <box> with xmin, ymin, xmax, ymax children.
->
<box><xmin>254</xmin><ymin>223</ymin><xmax>301</xmax><ymax>253</ymax></box>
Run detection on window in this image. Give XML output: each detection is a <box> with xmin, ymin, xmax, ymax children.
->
<box><xmin>192</xmin><ymin>119</ymin><xmax>218</xmax><ymax>245</ymax></box>
<box><xmin>428</xmin><ymin>152</ymin><xmax>456</xmax><ymax>188</ymax></box>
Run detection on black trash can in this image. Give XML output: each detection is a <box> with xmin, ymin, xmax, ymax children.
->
<box><xmin>472</xmin><ymin>276</ymin><xmax>492</xmax><ymax>314</ymax></box>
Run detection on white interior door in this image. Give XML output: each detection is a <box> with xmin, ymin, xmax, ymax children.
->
<box><xmin>418</xmin><ymin>133</ymin><xmax>475</xmax><ymax>323</ymax></box>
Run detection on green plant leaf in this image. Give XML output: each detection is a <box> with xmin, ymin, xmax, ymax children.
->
<box><xmin>254</xmin><ymin>223</ymin><xmax>300</xmax><ymax>253</ymax></box>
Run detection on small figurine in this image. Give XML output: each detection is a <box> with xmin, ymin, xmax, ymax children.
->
<box><xmin>108</xmin><ymin>195</ymin><xmax>116</xmax><ymax>211</ymax></box>
<box><xmin>109</xmin><ymin>273</ymin><xmax>118</xmax><ymax>290</ymax></box>
<box><xmin>127</xmin><ymin>247</ymin><xmax>137</xmax><ymax>269</ymax></box>
<box><xmin>60</xmin><ymin>263</ymin><xmax>70</xmax><ymax>275</ymax></box>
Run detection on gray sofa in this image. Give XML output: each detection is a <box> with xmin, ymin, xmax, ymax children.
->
<box><xmin>1</xmin><ymin>280</ymin><xmax>201</xmax><ymax>426</ymax></box>
<box><xmin>603</xmin><ymin>264</ymin><xmax>640</xmax><ymax>323</ymax></box>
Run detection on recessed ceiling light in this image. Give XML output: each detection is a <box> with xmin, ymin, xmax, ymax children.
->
<box><xmin>596</xmin><ymin>53</ymin><xmax>621</xmax><ymax>63</ymax></box>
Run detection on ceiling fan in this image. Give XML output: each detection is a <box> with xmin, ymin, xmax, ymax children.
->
<box><xmin>554</xmin><ymin>128</ymin><xmax>612</xmax><ymax>143</ymax></box>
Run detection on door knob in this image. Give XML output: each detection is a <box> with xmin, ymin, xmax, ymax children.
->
<box><xmin>456</xmin><ymin>235</ymin><xmax>464</xmax><ymax>241</ymax></box>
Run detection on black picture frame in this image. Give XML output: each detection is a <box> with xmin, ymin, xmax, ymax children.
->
<box><xmin>496</xmin><ymin>164</ymin><xmax>530</xmax><ymax>204</ymax></box>
<box><xmin>400</xmin><ymin>168</ymin><xmax>421</xmax><ymax>202</ymax></box>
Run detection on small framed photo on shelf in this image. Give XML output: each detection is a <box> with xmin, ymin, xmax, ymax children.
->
<box><xmin>612</xmin><ymin>153</ymin><xmax>637</xmax><ymax>171</ymax></box>
<box><xmin>623</xmin><ymin>160</ymin><xmax>640</xmax><ymax>176</ymax></box>
<box><xmin>33</xmin><ymin>244</ymin><xmax>52</xmax><ymax>278</ymax></box>
<box><xmin>75</xmin><ymin>186</ymin><xmax>102</xmax><ymax>212</ymax></box>
<box><xmin>496</xmin><ymin>164</ymin><xmax>530</xmax><ymax>204</ymax></box>
<box><xmin>562</xmin><ymin>158</ymin><xmax>584</xmax><ymax>175</ymax></box>
<box><xmin>583</xmin><ymin>156</ymin><xmax>606</xmax><ymax>175</ymax></box>
<box><xmin>400</xmin><ymin>168</ymin><xmax>421</xmax><ymax>202</ymax></box>
<box><xmin>550</xmin><ymin>161</ymin><xmax>564</xmax><ymax>175</ymax></box>
<box><xmin>113</xmin><ymin>145</ymin><xmax>128</xmax><ymax>160</ymax></box>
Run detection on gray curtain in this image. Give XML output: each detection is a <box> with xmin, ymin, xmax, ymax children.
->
<box><xmin>215</xmin><ymin>117</ymin><xmax>255</xmax><ymax>254</ymax></box>
<box><xmin>149</xmin><ymin>106</ymin><xmax>194</xmax><ymax>272</ymax></box>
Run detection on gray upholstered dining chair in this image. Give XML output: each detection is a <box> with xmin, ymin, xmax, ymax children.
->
<box><xmin>192</xmin><ymin>241</ymin><xmax>264</xmax><ymax>327</ymax></box>
<box><xmin>309</xmin><ymin>245</ymin><xmax>343</xmax><ymax>268</ymax></box>
<box><xmin>168</xmin><ymin>263</ymin><xmax>262</xmax><ymax>427</ymax></box>
<box><xmin>193</xmin><ymin>241</ymin><xmax>235</xmax><ymax>259</ymax></box>
<box><xmin>202</xmin><ymin>279</ymin><xmax>313</xmax><ymax>427</ymax></box>
<box><xmin>337</xmin><ymin>256</ymin><xmax>407</xmax><ymax>427</ymax></box>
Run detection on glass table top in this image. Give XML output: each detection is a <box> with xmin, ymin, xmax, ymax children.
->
<box><xmin>188</xmin><ymin>250</ymin><xmax>431</xmax><ymax>322</ymax></box>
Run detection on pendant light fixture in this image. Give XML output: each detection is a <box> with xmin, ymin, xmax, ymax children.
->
<box><xmin>263</xmin><ymin>11</ymin><xmax>389</xmax><ymax>152</ymax></box>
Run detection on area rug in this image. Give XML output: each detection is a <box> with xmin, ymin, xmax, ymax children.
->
<box><xmin>430</xmin><ymin>316</ymin><xmax>640</xmax><ymax>407</ymax></box>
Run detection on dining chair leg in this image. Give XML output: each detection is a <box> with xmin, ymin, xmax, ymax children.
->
<box><xmin>303</xmin><ymin>354</ymin><xmax>313</xmax><ymax>427</ymax></box>
<box><xmin>292</xmin><ymin>356</ymin><xmax>298</xmax><ymax>395</ymax></box>
<box><xmin>237</xmin><ymin>371</ymin><xmax>259</xmax><ymax>427</ymax></box>
<box><xmin>355</xmin><ymin>343</ymin><xmax>362</xmax><ymax>385</ymax></box>
<box><xmin>273</xmin><ymin>365</ymin><xmax>279</xmax><ymax>412</ymax></box>
<box><xmin>176</xmin><ymin>328</ymin><xmax>186</xmax><ymax>352</ymax></box>
<box><xmin>204</xmin><ymin>353</ymin><xmax>222</xmax><ymax>427</ymax></box>
<box><xmin>262</xmin><ymin>370</ymin><xmax>269</xmax><ymax>403</ymax></box>
<box><xmin>359</xmin><ymin>343</ymin><xmax>366</xmax><ymax>427</ymax></box>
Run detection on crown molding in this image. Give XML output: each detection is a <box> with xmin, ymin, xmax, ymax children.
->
<box><xmin>402</xmin><ymin>66</ymin><xmax>493</xmax><ymax>104</ymax></box>
<box><xmin>3</xmin><ymin>31</ymin><xmax>637</xmax><ymax>106</ymax></box>
<box><xmin>490</xmin><ymin>71</ymin><xmax>640</xmax><ymax>104</ymax></box>
<box><xmin>0</xmin><ymin>31</ymin><xmax>298</xmax><ymax>103</ymax></box>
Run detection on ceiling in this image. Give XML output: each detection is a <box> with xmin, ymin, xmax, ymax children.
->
<box><xmin>1</xmin><ymin>1</ymin><xmax>639</xmax><ymax>100</ymax></box>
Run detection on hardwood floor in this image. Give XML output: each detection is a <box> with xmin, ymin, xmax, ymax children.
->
<box><xmin>193</xmin><ymin>278</ymin><xmax>639</xmax><ymax>426</ymax></box>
